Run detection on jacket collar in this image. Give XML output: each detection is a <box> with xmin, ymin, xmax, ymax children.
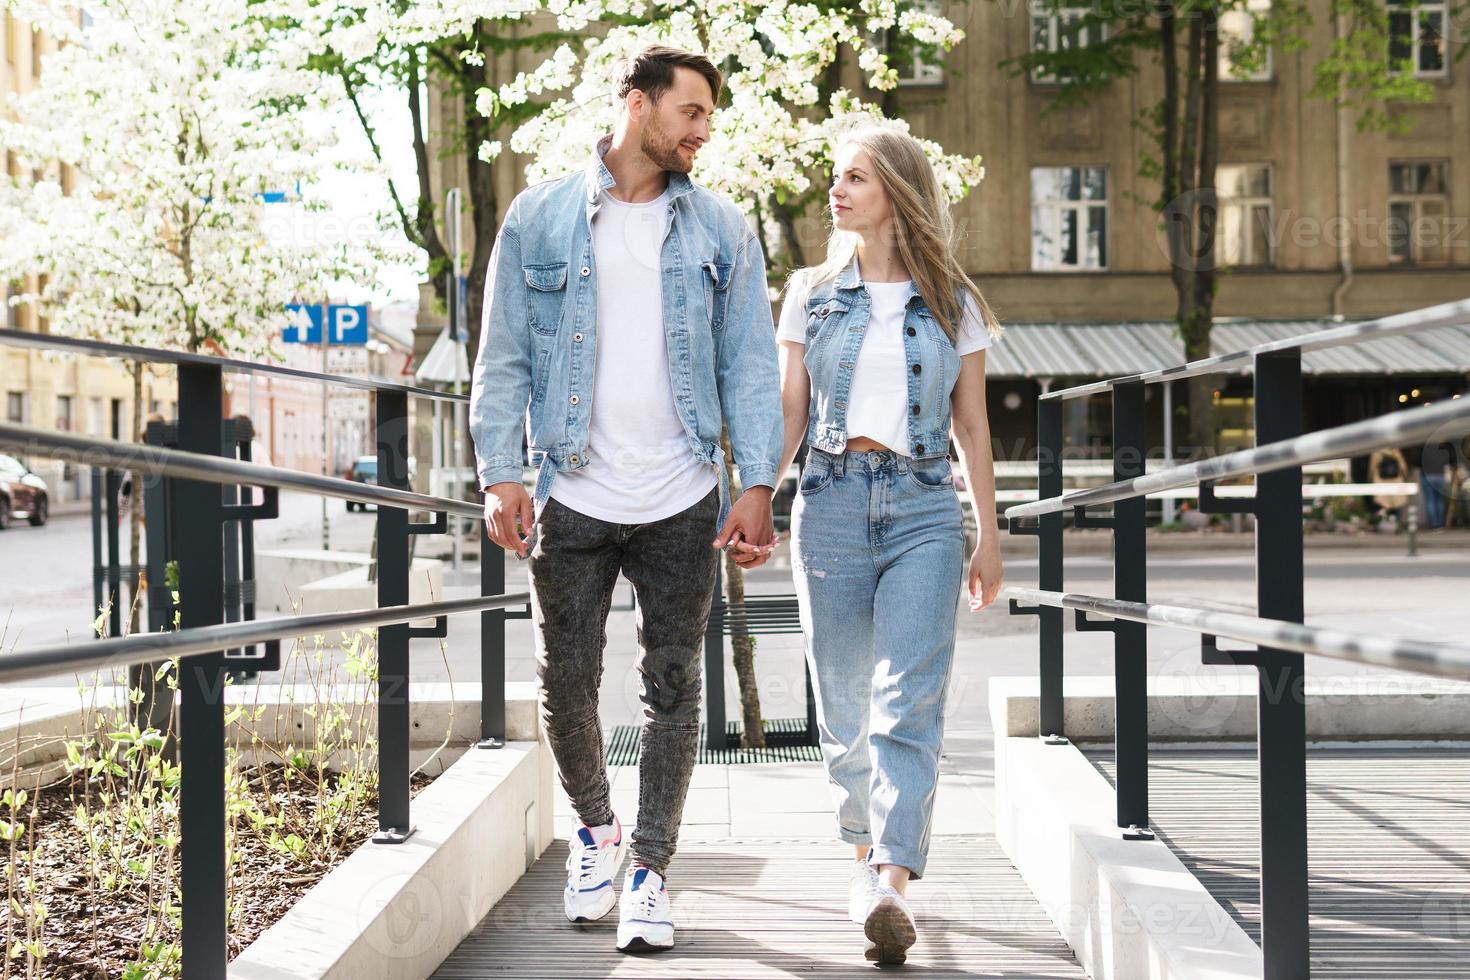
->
<box><xmin>583</xmin><ymin>132</ymin><xmax>696</xmax><ymax>205</ymax></box>
<box><xmin>833</xmin><ymin>253</ymin><xmax>923</xmax><ymax>305</ymax></box>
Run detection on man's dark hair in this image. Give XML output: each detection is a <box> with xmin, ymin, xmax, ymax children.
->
<box><xmin>614</xmin><ymin>44</ymin><xmax>722</xmax><ymax>107</ymax></box>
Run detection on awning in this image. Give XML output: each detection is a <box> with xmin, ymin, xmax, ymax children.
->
<box><xmin>413</xmin><ymin>325</ymin><xmax>469</xmax><ymax>387</ymax></box>
<box><xmin>985</xmin><ymin>319</ymin><xmax>1470</xmax><ymax>379</ymax></box>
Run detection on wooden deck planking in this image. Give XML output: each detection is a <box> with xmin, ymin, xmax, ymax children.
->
<box><xmin>432</xmin><ymin>836</ymin><xmax>1086</xmax><ymax>978</ymax></box>
<box><xmin>1090</xmin><ymin>747</ymin><xmax>1470</xmax><ymax>977</ymax></box>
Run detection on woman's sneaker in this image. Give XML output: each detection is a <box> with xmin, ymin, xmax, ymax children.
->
<box><xmin>848</xmin><ymin>849</ymin><xmax>880</xmax><ymax>924</ymax></box>
<box><xmin>563</xmin><ymin>817</ymin><xmax>628</xmax><ymax>922</ymax></box>
<box><xmin>617</xmin><ymin>866</ymin><xmax>675</xmax><ymax>953</ymax></box>
<box><xmin>863</xmin><ymin>884</ymin><xmax>917</xmax><ymax>964</ymax></box>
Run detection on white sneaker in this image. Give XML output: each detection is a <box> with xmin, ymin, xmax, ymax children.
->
<box><xmin>563</xmin><ymin>818</ymin><xmax>628</xmax><ymax>923</ymax></box>
<box><xmin>616</xmin><ymin>866</ymin><xmax>675</xmax><ymax>953</ymax></box>
<box><xmin>848</xmin><ymin>849</ymin><xmax>880</xmax><ymax>924</ymax></box>
<box><xmin>863</xmin><ymin>884</ymin><xmax>917</xmax><ymax>964</ymax></box>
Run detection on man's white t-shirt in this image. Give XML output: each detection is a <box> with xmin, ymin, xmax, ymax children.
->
<box><xmin>548</xmin><ymin>187</ymin><xmax>718</xmax><ymax>524</ymax></box>
<box><xmin>776</xmin><ymin>272</ymin><xmax>992</xmax><ymax>456</ymax></box>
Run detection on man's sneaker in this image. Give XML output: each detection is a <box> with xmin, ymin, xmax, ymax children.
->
<box><xmin>863</xmin><ymin>884</ymin><xmax>917</xmax><ymax>964</ymax></box>
<box><xmin>848</xmin><ymin>849</ymin><xmax>880</xmax><ymax>924</ymax></box>
<box><xmin>563</xmin><ymin>818</ymin><xmax>628</xmax><ymax>923</ymax></box>
<box><xmin>616</xmin><ymin>866</ymin><xmax>675</xmax><ymax>953</ymax></box>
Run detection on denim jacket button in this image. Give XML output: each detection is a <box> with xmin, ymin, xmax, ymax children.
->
<box><xmin>911</xmin><ymin>364</ymin><xmax>922</xmax><ymax>375</ymax></box>
<box><xmin>573</xmin><ymin>332</ymin><xmax>584</xmax><ymax>342</ymax></box>
<box><xmin>911</xmin><ymin>404</ymin><xmax>920</xmax><ymax>415</ymax></box>
<box><xmin>569</xmin><ymin>454</ymin><xmax>580</xmax><ymax>465</ymax></box>
<box><xmin>915</xmin><ymin>444</ymin><xmax>926</xmax><ymax>454</ymax></box>
<box><xmin>569</xmin><ymin>394</ymin><xmax>580</xmax><ymax>405</ymax></box>
<box><xmin>580</xmin><ymin>266</ymin><xmax>590</xmax><ymax>277</ymax></box>
<box><xmin>906</xmin><ymin>327</ymin><xmax>916</xmax><ymax>336</ymax></box>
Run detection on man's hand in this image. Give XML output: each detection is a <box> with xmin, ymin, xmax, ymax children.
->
<box><xmin>483</xmin><ymin>481</ymin><xmax>535</xmax><ymax>558</ymax></box>
<box><xmin>713</xmin><ymin>486</ymin><xmax>778</xmax><ymax>569</ymax></box>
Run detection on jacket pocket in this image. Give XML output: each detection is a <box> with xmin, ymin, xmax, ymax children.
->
<box><xmin>702</xmin><ymin>260</ymin><xmax>732</xmax><ymax>330</ymax></box>
<box><xmin>524</xmin><ymin>262</ymin><xmax>569</xmax><ymax>335</ymax></box>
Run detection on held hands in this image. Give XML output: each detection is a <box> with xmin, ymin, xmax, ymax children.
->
<box><xmin>482</xmin><ymin>481</ymin><xmax>535</xmax><ymax>558</ymax></box>
<box><xmin>968</xmin><ymin>534</ymin><xmax>1004</xmax><ymax>612</ymax></box>
<box><xmin>713</xmin><ymin>487</ymin><xmax>778</xmax><ymax>570</ymax></box>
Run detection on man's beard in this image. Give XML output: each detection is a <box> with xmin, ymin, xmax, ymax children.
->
<box><xmin>641</xmin><ymin>112</ymin><xmax>692</xmax><ymax>174</ymax></box>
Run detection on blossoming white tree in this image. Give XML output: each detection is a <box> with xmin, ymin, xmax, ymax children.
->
<box><xmin>0</xmin><ymin>0</ymin><xmax>386</xmax><ymax>636</ymax></box>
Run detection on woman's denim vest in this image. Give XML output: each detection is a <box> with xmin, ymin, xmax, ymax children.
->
<box><xmin>800</xmin><ymin>256</ymin><xmax>962</xmax><ymax>460</ymax></box>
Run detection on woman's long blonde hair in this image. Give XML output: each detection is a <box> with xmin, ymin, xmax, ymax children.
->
<box><xmin>797</xmin><ymin>126</ymin><xmax>1002</xmax><ymax>344</ymax></box>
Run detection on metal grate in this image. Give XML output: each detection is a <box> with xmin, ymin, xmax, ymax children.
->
<box><xmin>608</xmin><ymin>717</ymin><xmax>822</xmax><ymax>766</ymax></box>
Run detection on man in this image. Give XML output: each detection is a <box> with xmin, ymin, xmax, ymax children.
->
<box><xmin>470</xmin><ymin>44</ymin><xmax>782</xmax><ymax>953</ymax></box>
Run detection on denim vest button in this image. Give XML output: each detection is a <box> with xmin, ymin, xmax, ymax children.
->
<box><xmin>911</xmin><ymin>364</ymin><xmax>922</xmax><ymax>375</ymax></box>
<box><xmin>911</xmin><ymin>404</ymin><xmax>920</xmax><ymax>415</ymax></box>
<box><xmin>915</xmin><ymin>444</ymin><xmax>925</xmax><ymax>454</ymax></box>
<box><xmin>906</xmin><ymin>327</ymin><xmax>916</xmax><ymax>336</ymax></box>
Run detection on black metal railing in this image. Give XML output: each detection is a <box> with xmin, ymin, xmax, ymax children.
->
<box><xmin>1002</xmin><ymin>296</ymin><xmax>1470</xmax><ymax>980</ymax></box>
<box><xmin>0</xmin><ymin>328</ymin><xmax>530</xmax><ymax>979</ymax></box>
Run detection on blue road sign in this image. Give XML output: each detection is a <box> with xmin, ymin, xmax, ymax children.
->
<box><xmin>284</xmin><ymin>304</ymin><xmax>369</xmax><ymax>345</ymax></box>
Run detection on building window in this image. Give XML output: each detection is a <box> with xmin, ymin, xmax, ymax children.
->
<box><xmin>1388</xmin><ymin>0</ymin><xmax>1448</xmax><ymax>77</ymax></box>
<box><xmin>6</xmin><ymin>392</ymin><xmax>25</xmax><ymax>424</ymax></box>
<box><xmin>4</xmin><ymin>281</ymin><xmax>18</xmax><ymax>330</ymax></box>
<box><xmin>894</xmin><ymin>0</ymin><xmax>945</xmax><ymax>87</ymax></box>
<box><xmin>1388</xmin><ymin>160</ymin><xmax>1450</xmax><ymax>264</ymax></box>
<box><xmin>1217</xmin><ymin>164</ymin><xmax>1274</xmax><ymax>266</ymax></box>
<box><xmin>1031</xmin><ymin>166</ymin><xmax>1108</xmax><ymax>271</ymax></box>
<box><xmin>55</xmin><ymin>394</ymin><xmax>74</xmax><ymax>431</ymax></box>
<box><xmin>1030</xmin><ymin>1</ymin><xmax>1105</xmax><ymax>83</ymax></box>
<box><xmin>87</xmin><ymin>397</ymin><xmax>104</xmax><ymax>436</ymax></box>
<box><xmin>1220</xmin><ymin>0</ymin><xmax>1273</xmax><ymax>81</ymax></box>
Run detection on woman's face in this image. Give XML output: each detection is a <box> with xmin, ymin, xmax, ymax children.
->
<box><xmin>829</xmin><ymin>144</ymin><xmax>890</xmax><ymax>235</ymax></box>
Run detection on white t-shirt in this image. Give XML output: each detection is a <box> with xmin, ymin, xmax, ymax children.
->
<box><xmin>776</xmin><ymin>272</ymin><xmax>992</xmax><ymax>456</ymax></box>
<box><xmin>548</xmin><ymin>188</ymin><xmax>718</xmax><ymax>523</ymax></box>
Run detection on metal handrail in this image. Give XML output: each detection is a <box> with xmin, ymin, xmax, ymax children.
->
<box><xmin>1004</xmin><ymin>395</ymin><xmax>1470</xmax><ymax>520</ymax></box>
<box><xmin>1005</xmin><ymin>588</ymin><xmax>1470</xmax><ymax>680</ymax></box>
<box><xmin>0</xmin><ymin>592</ymin><xmax>531</xmax><ymax>685</ymax></box>
<box><xmin>0</xmin><ymin>327</ymin><xmax>469</xmax><ymax>403</ymax></box>
<box><xmin>0</xmin><ymin>421</ymin><xmax>484</xmax><ymax>519</ymax></box>
<box><xmin>1039</xmin><ymin>296</ymin><xmax>1470</xmax><ymax>402</ymax></box>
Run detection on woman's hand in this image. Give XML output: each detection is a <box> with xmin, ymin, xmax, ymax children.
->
<box><xmin>967</xmin><ymin>535</ymin><xmax>1004</xmax><ymax>612</ymax></box>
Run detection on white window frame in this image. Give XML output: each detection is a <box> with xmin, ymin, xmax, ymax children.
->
<box><xmin>896</xmin><ymin>0</ymin><xmax>946</xmax><ymax>87</ymax></box>
<box><xmin>1217</xmin><ymin>163</ymin><xmax>1274</xmax><ymax>267</ymax></box>
<box><xmin>1030</xmin><ymin>165</ymin><xmax>1109</xmax><ymax>272</ymax></box>
<box><xmin>1387</xmin><ymin>159</ymin><xmax>1451</xmax><ymax>265</ymax></box>
<box><xmin>1029</xmin><ymin>0</ymin><xmax>1106</xmax><ymax>83</ymax></box>
<box><xmin>1219</xmin><ymin>0</ymin><xmax>1273</xmax><ymax>82</ymax></box>
<box><xmin>1387</xmin><ymin>0</ymin><xmax>1449</xmax><ymax>78</ymax></box>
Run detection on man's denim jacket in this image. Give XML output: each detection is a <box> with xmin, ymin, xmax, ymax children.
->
<box><xmin>470</xmin><ymin>135</ymin><xmax>783</xmax><ymax>528</ymax></box>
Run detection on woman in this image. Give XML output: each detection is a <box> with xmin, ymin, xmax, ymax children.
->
<box><xmin>774</xmin><ymin>126</ymin><xmax>1004</xmax><ymax>964</ymax></box>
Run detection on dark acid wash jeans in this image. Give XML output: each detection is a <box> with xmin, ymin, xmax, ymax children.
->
<box><xmin>527</xmin><ymin>487</ymin><xmax>720</xmax><ymax>876</ymax></box>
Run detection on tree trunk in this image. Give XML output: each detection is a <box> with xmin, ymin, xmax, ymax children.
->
<box><xmin>721</xmin><ymin>429</ymin><xmax>765</xmax><ymax>749</ymax></box>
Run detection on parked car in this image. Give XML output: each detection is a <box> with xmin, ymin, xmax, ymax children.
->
<box><xmin>0</xmin><ymin>454</ymin><xmax>49</xmax><ymax>529</ymax></box>
<box><xmin>343</xmin><ymin>455</ymin><xmax>416</xmax><ymax>511</ymax></box>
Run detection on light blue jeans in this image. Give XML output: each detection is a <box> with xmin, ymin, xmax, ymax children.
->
<box><xmin>790</xmin><ymin>447</ymin><xmax>965</xmax><ymax>879</ymax></box>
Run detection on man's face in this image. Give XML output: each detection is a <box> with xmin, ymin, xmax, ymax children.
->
<box><xmin>635</xmin><ymin>67</ymin><xmax>715</xmax><ymax>174</ymax></box>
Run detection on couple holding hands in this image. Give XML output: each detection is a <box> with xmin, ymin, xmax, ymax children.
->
<box><xmin>471</xmin><ymin>42</ymin><xmax>1003</xmax><ymax>966</ymax></box>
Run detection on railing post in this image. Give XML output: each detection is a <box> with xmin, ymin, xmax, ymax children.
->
<box><xmin>1253</xmin><ymin>348</ymin><xmax>1309</xmax><ymax>980</ymax></box>
<box><xmin>374</xmin><ymin>388</ymin><xmax>415</xmax><ymax>843</ymax></box>
<box><xmin>478</xmin><ymin>520</ymin><xmax>507</xmax><ymax>749</ymax></box>
<box><xmin>1038</xmin><ymin>396</ymin><xmax>1066</xmax><ymax>743</ymax></box>
<box><xmin>175</xmin><ymin>362</ymin><xmax>228</xmax><ymax>980</ymax></box>
<box><xmin>1112</xmin><ymin>379</ymin><xmax>1151</xmax><ymax>839</ymax></box>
